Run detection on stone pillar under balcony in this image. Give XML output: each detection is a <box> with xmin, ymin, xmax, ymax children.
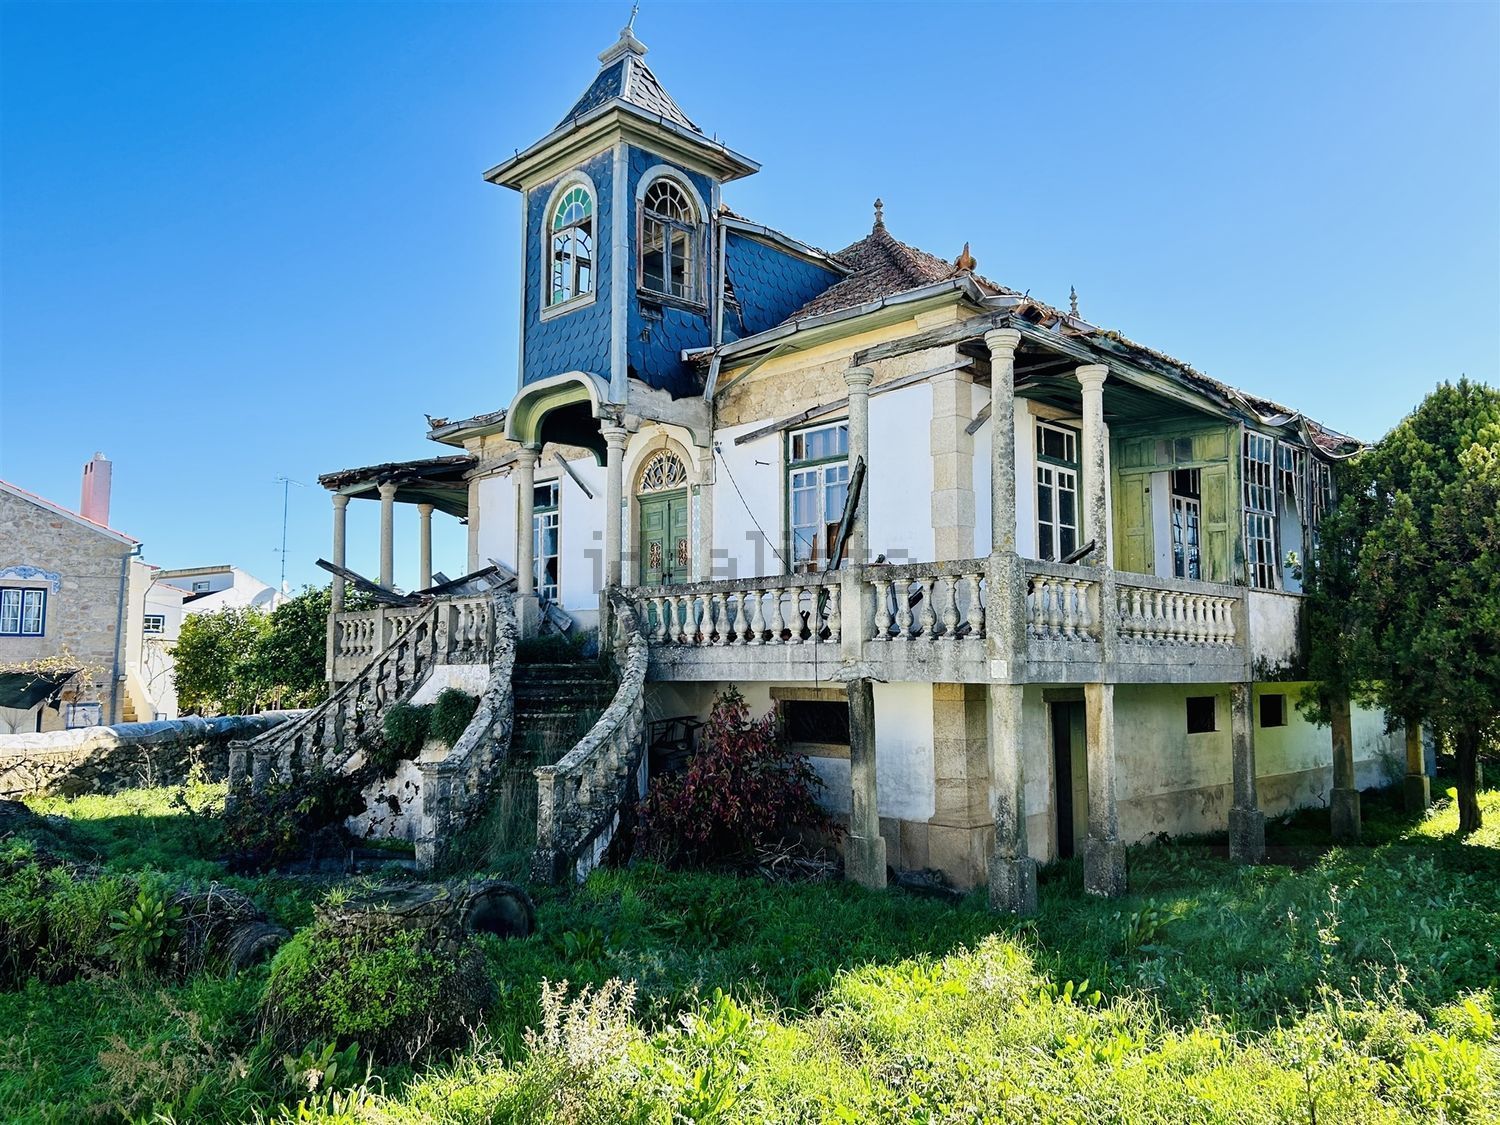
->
<box><xmin>1229</xmin><ymin>682</ymin><xmax>1266</xmax><ymax>863</ymax></box>
<box><xmin>1403</xmin><ymin>720</ymin><xmax>1430</xmax><ymax>812</ymax></box>
<box><xmin>845</xmin><ymin>676</ymin><xmax>886</xmax><ymax>889</ymax></box>
<box><xmin>378</xmin><ymin>481</ymin><xmax>398</xmax><ymax>590</ymax></box>
<box><xmin>330</xmin><ymin>494</ymin><xmax>349</xmax><ymax>612</ymax></box>
<box><xmin>1329</xmin><ymin>695</ymin><xmax>1360</xmax><ymax>841</ymax></box>
<box><xmin>926</xmin><ymin>682</ymin><xmax>992</xmax><ymax>889</ymax></box>
<box><xmin>1075</xmin><ymin>364</ymin><xmax>1110</xmax><ymax>561</ymax></box>
<box><xmin>1081</xmin><ymin>682</ymin><xmax>1126</xmax><ymax>895</ymax></box>
<box><xmin>466</xmin><ymin>474</ymin><xmax>482</xmax><ymax>574</ymax></box>
<box><xmin>985</xmin><ymin>328</ymin><xmax>1022</xmax><ymax>553</ymax></box>
<box><xmin>515</xmin><ymin>445</ymin><xmax>540</xmax><ymax>637</ymax></box>
<box><xmin>417</xmin><ymin>503</ymin><xmax>434</xmax><ymax>590</ymax></box>
<box><xmin>982</xmin><ymin>327</ymin><xmax>1035</xmax><ymax>915</ymax></box>
<box><xmin>602</xmin><ymin>424</ymin><xmax>628</xmax><ymax>588</ymax></box>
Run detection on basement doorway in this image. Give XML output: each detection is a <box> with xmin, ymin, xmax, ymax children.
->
<box><xmin>1050</xmin><ymin>700</ymin><xmax>1088</xmax><ymax>859</ymax></box>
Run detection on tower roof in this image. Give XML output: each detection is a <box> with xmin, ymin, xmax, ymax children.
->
<box><xmin>558</xmin><ymin>25</ymin><xmax>700</xmax><ymax>134</ymax></box>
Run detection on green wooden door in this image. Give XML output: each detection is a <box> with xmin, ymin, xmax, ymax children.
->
<box><xmin>638</xmin><ymin>490</ymin><xmax>690</xmax><ymax>585</ymax></box>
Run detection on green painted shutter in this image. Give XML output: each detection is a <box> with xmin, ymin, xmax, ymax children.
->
<box><xmin>1113</xmin><ymin>473</ymin><xmax>1153</xmax><ymax>575</ymax></box>
<box><xmin>1200</xmin><ymin>461</ymin><xmax>1232</xmax><ymax>582</ymax></box>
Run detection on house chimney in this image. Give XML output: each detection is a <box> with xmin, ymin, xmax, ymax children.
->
<box><xmin>80</xmin><ymin>452</ymin><xmax>112</xmax><ymax>526</ymax></box>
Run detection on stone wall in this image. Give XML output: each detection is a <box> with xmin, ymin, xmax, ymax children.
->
<box><xmin>0</xmin><ymin>713</ymin><xmax>299</xmax><ymax>799</ymax></box>
<box><xmin>0</xmin><ymin>487</ymin><xmax>136</xmax><ymax>728</ymax></box>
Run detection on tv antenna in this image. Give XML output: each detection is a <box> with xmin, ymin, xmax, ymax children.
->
<box><xmin>273</xmin><ymin>476</ymin><xmax>305</xmax><ymax>593</ymax></box>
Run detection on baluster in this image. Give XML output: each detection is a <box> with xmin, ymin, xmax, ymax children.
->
<box><xmin>941</xmin><ymin>575</ymin><xmax>961</xmax><ymax>641</ymax></box>
<box><xmin>651</xmin><ymin>594</ymin><xmax>667</xmax><ymax>643</ymax></box>
<box><xmin>825</xmin><ymin>585</ymin><xmax>841</xmax><ymax>641</ymax></box>
<box><xmin>1222</xmin><ymin>598</ymin><xmax>1238</xmax><ymax>645</ymax></box>
<box><xmin>680</xmin><ymin>594</ymin><xmax>697</xmax><ymax>645</ymax></box>
<box><xmin>725</xmin><ymin>592</ymin><xmax>743</xmax><ymax>645</ymax></box>
<box><xmin>966</xmin><ymin>572</ymin><xmax>985</xmax><ymax>638</ymax></box>
<box><xmin>768</xmin><ymin>584</ymin><xmax>787</xmax><ymax>644</ymax></box>
<box><xmin>1044</xmin><ymin>578</ymin><xmax>1063</xmax><ymax>638</ymax></box>
<box><xmin>1056</xmin><ymin>578</ymin><xmax>1076</xmax><ymax>639</ymax></box>
<box><xmin>919</xmin><ymin>579</ymin><xmax>937</xmax><ymax>640</ymax></box>
<box><xmin>1191</xmin><ymin>596</ymin><xmax>1207</xmax><ymax>643</ymax></box>
<box><xmin>1202</xmin><ymin>597</ymin><xmax>1219</xmax><ymax>644</ymax></box>
<box><xmin>895</xmin><ymin>581</ymin><xmax>914</xmax><ymax>639</ymax></box>
<box><xmin>666</xmin><ymin>594</ymin><xmax>683</xmax><ymax>644</ymax></box>
<box><xmin>747</xmin><ymin>588</ymin><xmax>766</xmax><ymax>645</ymax></box>
<box><xmin>787</xmin><ymin>583</ymin><xmax>805</xmax><ymax>643</ymax></box>
<box><xmin>872</xmin><ymin>579</ymin><xmax>892</xmax><ymax>640</ymax></box>
<box><xmin>711</xmin><ymin>591</ymin><xmax>728</xmax><ymax>645</ymax></box>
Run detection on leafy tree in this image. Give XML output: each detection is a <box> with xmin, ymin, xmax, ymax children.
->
<box><xmin>173</xmin><ymin>607</ymin><xmax>270</xmax><ymax>716</ymax></box>
<box><xmin>1306</xmin><ymin>379</ymin><xmax>1499</xmax><ymax>832</ymax></box>
<box><xmin>252</xmin><ymin>585</ymin><xmax>346</xmax><ymax>709</ymax></box>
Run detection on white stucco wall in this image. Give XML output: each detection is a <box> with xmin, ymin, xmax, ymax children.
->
<box><xmin>1246</xmin><ymin>591</ymin><xmax>1303</xmax><ymax>672</ymax></box>
<box><xmin>711</xmin><ymin>421</ymin><xmax>783</xmax><ymax>580</ymax></box>
<box><xmin>868</xmin><ymin>384</ymin><xmax>934</xmax><ymax>565</ymax></box>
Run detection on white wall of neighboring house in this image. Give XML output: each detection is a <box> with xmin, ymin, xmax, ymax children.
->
<box><xmin>157</xmin><ymin>567</ymin><xmax>283</xmax><ymax>614</ymax></box>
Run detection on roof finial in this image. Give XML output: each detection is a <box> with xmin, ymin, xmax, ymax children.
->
<box><xmin>626</xmin><ymin>1</ymin><xmax>639</xmax><ymax>32</ymax></box>
<box><xmin>1069</xmin><ymin>285</ymin><xmax>1079</xmax><ymax>318</ymax></box>
<box><xmin>954</xmin><ymin>241</ymin><xmax>976</xmax><ymax>273</ymax></box>
<box><xmin>873</xmin><ymin>198</ymin><xmax>884</xmax><ymax>229</ymax></box>
<box><xmin>599</xmin><ymin>6</ymin><xmax>647</xmax><ymax>64</ymax></box>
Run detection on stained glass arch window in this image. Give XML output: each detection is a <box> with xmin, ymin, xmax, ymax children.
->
<box><xmin>637</xmin><ymin>450</ymin><xmax>688</xmax><ymax>494</ymax></box>
<box><xmin>549</xmin><ymin>185</ymin><xmax>594</xmax><ymax>306</ymax></box>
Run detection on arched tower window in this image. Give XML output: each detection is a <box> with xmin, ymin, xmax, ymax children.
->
<box><xmin>640</xmin><ymin>178</ymin><xmax>698</xmax><ymax>302</ymax></box>
<box><xmin>549</xmin><ymin>185</ymin><xmax>594</xmax><ymax>306</ymax></box>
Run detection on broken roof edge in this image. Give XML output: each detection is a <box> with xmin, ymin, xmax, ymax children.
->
<box><xmin>317</xmin><ymin>454</ymin><xmax>476</xmax><ymax>493</ymax></box>
<box><xmin>427</xmin><ymin>408</ymin><xmax>509</xmax><ymax>447</ymax></box>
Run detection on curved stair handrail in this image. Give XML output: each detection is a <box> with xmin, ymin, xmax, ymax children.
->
<box><xmin>415</xmin><ymin>590</ymin><xmax>519</xmax><ymax>869</ymax></box>
<box><xmin>530</xmin><ymin>588</ymin><xmax>649</xmax><ymax>885</ymax></box>
<box><xmin>227</xmin><ymin>601</ymin><xmax>446</xmax><ymax>801</ymax></box>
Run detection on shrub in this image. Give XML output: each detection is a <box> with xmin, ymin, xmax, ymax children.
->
<box><xmin>0</xmin><ymin>846</ymin><xmax>135</xmax><ymax>985</ymax></box>
<box><xmin>107</xmin><ymin>877</ymin><xmax>182</xmax><ymax>977</ymax></box>
<box><xmin>381</xmin><ymin>701</ymin><xmax>431</xmax><ymax>759</ymax></box>
<box><xmin>430</xmin><ymin>688</ymin><xmax>480</xmax><ymax>747</ymax></box>
<box><xmin>220</xmin><ymin>767</ymin><xmax>367</xmax><ymax>872</ymax></box>
<box><xmin>638</xmin><ymin>687</ymin><xmax>839</xmax><ymax>867</ymax></box>
<box><xmin>261</xmin><ymin>921</ymin><xmax>494</xmax><ymax>1062</ymax></box>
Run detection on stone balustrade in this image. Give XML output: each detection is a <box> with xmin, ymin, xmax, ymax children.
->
<box><xmin>867</xmin><ymin>560</ymin><xmax>989</xmax><ymax>643</ymax></box>
<box><xmin>330</xmin><ymin>595</ymin><xmax>494</xmax><ymax>683</ymax></box>
<box><xmin>630</xmin><ymin>573</ymin><xmax>843</xmax><ymax>647</ymax></box>
<box><xmin>1115</xmin><ymin>574</ymin><xmax>1240</xmax><ymax>646</ymax></box>
<box><xmin>1024</xmin><ymin>561</ymin><xmax>1102</xmax><ymax>642</ymax></box>
<box><xmin>532</xmin><ymin>590</ymin><xmax>649</xmax><ymax>884</ymax></box>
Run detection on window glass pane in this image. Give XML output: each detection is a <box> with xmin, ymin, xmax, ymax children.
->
<box><xmin>668</xmin><ymin>226</ymin><xmax>692</xmax><ymax>299</ymax></box>
<box><xmin>0</xmin><ymin>590</ymin><xmax>20</xmax><ymax>634</ymax></box>
<box><xmin>21</xmin><ymin>590</ymin><xmax>44</xmax><ymax>635</ymax></box>
<box><xmin>642</xmin><ymin>219</ymin><xmax>666</xmax><ymax>292</ymax></box>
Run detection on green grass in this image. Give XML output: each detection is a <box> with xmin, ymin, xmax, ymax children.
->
<box><xmin>1</xmin><ymin>784</ymin><xmax>1496</xmax><ymax>1122</ymax></box>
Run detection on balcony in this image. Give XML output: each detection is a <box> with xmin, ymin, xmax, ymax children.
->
<box><xmin>624</xmin><ymin>555</ymin><xmax>1265</xmax><ymax>687</ymax></box>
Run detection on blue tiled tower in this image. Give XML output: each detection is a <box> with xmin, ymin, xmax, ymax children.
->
<box><xmin>485</xmin><ymin>24</ymin><xmax>760</xmax><ymax>406</ymax></box>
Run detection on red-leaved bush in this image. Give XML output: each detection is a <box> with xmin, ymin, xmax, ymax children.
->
<box><xmin>638</xmin><ymin>687</ymin><xmax>840</xmax><ymax>866</ymax></box>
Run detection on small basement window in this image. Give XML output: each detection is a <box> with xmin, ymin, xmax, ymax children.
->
<box><xmin>781</xmin><ymin>699</ymin><xmax>850</xmax><ymax>749</ymax></box>
<box><xmin>1260</xmin><ymin>693</ymin><xmax>1287</xmax><ymax>728</ymax></box>
<box><xmin>1186</xmin><ymin>695</ymin><xmax>1217</xmax><ymax>734</ymax></box>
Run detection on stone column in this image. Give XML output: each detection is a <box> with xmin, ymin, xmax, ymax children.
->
<box><xmin>417</xmin><ymin>503</ymin><xmax>434</xmax><ymax>590</ymax></box>
<box><xmin>1403</xmin><ymin>720</ymin><xmax>1429</xmax><ymax>812</ymax></box>
<box><xmin>845</xmin><ymin>676</ymin><xmax>886</xmax><ymax>888</ymax></box>
<box><xmin>330</xmin><ymin>494</ymin><xmax>349</xmax><ymax>612</ymax></box>
<box><xmin>927</xmin><ymin>683</ymin><xmax>991</xmax><ymax>888</ymax></box>
<box><xmin>1329</xmin><ymin>695</ymin><xmax>1360</xmax><ymax>841</ymax></box>
<box><xmin>1229</xmin><ymin>682</ymin><xmax>1265</xmax><ymax>863</ymax></box>
<box><xmin>987</xmin><ymin>679</ymin><xmax>1036</xmax><ymax>914</ymax></box>
<box><xmin>514</xmin><ymin>445</ymin><xmax>540</xmax><ymax>636</ymax></box>
<box><xmin>378</xmin><ymin>482</ymin><xmax>398</xmax><ymax>590</ymax></box>
<box><xmin>602</xmin><ymin>425</ymin><xmax>628</xmax><ymax>588</ymax></box>
<box><xmin>1075</xmin><ymin>364</ymin><xmax>1110</xmax><ymax>561</ymax></box>
<box><xmin>985</xmin><ymin>329</ymin><xmax>1022</xmax><ymax>553</ymax></box>
<box><xmin>466</xmin><ymin>475</ymin><xmax>482</xmax><ymax>574</ymax></box>
<box><xmin>982</xmin><ymin>327</ymin><xmax>1035</xmax><ymax>915</ymax></box>
<box><xmin>1081</xmin><ymin>682</ymin><xmax>1126</xmax><ymax>895</ymax></box>
<box><xmin>844</xmin><ymin>365</ymin><xmax>874</xmax><ymax>565</ymax></box>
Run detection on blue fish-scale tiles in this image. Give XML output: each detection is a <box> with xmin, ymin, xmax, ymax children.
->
<box><xmin>725</xmin><ymin>232</ymin><xmax>842</xmax><ymax>336</ymax></box>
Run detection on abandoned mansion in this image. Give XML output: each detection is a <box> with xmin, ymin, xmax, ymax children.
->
<box><xmin>234</xmin><ymin>24</ymin><xmax>1415</xmax><ymax>911</ymax></box>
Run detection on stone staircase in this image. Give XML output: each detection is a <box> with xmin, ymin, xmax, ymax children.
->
<box><xmin>511</xmin><ymin>652</ymin><xmax>616</xmax><ymax>759</ymax></box>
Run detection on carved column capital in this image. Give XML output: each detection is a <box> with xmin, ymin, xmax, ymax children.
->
<box><xmin>983</xmin><ymin>327</ymin><xmax>1022</xmax><ymax>358</ymax></box>
<box><xmin>1075</xmin><ymin>363</ymin><xmax>1109</xmax><ymax>393</ymax></box>
<box><xmin>844</xmin><ymin>364</ymin><xmax>875</xmax><ymax>391</ymax></box>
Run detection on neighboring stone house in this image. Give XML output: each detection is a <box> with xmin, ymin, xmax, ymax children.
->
<box><xmin>299</xmin><ymin>25</ymin><xmax>1416</xmax><ymax>904</ymax></box>
<box><xmin>0</xmin><ymin>456</ymin><xmax>141</xmax><ymax>733</ymax></box>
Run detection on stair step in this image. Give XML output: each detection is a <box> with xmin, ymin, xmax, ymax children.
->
<box><xmin>513</xmin><ymin>666</ymin><xmax>612</xmax><ymax>684</ymax></box>
<box><xmin>513</xmin><ymin>682</ymin><xmax>615</xmax><ymax>701</ymax></box>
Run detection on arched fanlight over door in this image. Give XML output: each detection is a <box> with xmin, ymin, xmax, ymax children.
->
<box><xmin>636</xmin><ymin>449</ymin><xmax>688</xmax><ymax>494</ymax></box>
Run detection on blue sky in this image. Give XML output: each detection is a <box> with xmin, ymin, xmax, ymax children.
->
<box><xmin>2</xmin><ymin>1</ymin><xmax>1496</xmax><ymax>592</ymax></box>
